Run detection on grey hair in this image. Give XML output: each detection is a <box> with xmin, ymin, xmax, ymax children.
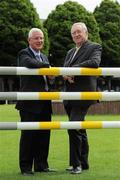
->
<box><xmin>71</xmin><ymin>22</ymin><xmax>88</xmax><ymax>39</ymax></box>
<box><xmin>28</xmin><ymin>28</ymin><xmax>43</xmax><ymax>38</ymax></box>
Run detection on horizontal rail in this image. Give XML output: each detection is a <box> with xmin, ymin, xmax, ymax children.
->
<box><xmin>0</xmin><ymin>92</ymin><xmax>120</xmax><ymax>101</ymax></box>
<box><xmin>0</xmin><ymin>67</ymin><xmax>120</xmax><ymax>76</ymax></box>
<box><xmin>0</xmin><ymin>121</ymin><xmax>120</xmax><ymax>130</ymax></box>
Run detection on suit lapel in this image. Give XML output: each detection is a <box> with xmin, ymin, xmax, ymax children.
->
<box><xmin>70</xmin><ymin>41</ymin><xmax>88</xmax><ymax>66</ymax></box>
<box><xmin>28</xmin><ymin>48</ymin><xmax>48</xmax><ymax>63</ymax></box>
<box><xmin>64</xmin><ymin>48</ymin><xmax>76</xmax><ymax>67</ymax></box>
<box><xmin>28</xmin><ymin>47</ymin><xmax>36</xmax><ymax>58</ymax></box>
<box><xmin>40</xmin><ymin>53</ymin><xmax>48</xmax><ymax>63</ymax></box>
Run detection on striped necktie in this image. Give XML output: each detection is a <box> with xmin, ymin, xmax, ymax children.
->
<box><xmin>36</xmin><ymin>54</ymin><xmax>48</xmax><ymax>91</ymax></box>
<box><xmin>36</xmin><ymin>54</ymin><xmax>42</xmax><ymax>62</ymax></box>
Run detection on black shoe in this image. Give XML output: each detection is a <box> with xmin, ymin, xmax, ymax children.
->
<box><xmin>66</xmin><ymin>165</ymin><xmax>89</xmax><ymax>171</ymax></box>
<box><xmin>66</xmin><ymin>166</ymin><xmax>73</xmax><ymax>171</ymax></box>
<box><xmin>22</xmin><ymin>171</ymin><xmax>34</xmax><ymax>176</ymax></box>
<box><xmin>35</xmin><ymin>168</ymin><xmax>56</xmax><ymax>173</ymax></box>
<box><xmin>70</xmin><ymin>166</ymin><xmax>82</xmax><ymax>174</ymax></box>
<box><xmin>42</xmin><ymin>168</ymin><xmax>57</xmax><ymax>172</ymax></box>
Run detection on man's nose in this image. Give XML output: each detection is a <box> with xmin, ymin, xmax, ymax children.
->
<box><xmin>75</xmin><ymin>32</ymin><xmax>80</xmax><ymax>36</ymax></box>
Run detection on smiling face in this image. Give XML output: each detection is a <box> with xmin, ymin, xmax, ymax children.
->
<box><xmin>28</xmin><ymin>30</ymin><xmax>44</xmax><ymax>52</ymax></box>
<box><xmin>71</xmin><ymin>23</ymin><xmax>88</xmax><ymax>47</ymax></box>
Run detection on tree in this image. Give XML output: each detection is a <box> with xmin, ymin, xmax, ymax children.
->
<box><xmin>94</xmin><ymin>0</ymin><xmax>120</xmax><ymax>67</ymax></box>
<box><xmin>0</xmin><ymin>0</ymin><xmax>49</xmax><ymax>66</ymax></box>
<box><xmin>44</xmin><ymin>1</ymin><xmax>101</xmax><ymax>67</ymax></box>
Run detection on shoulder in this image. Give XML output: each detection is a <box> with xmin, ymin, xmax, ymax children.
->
<box><xmin>41</xmin><ymin>52</ymin><xmax>48</xmax><ymax>61</ymax></box>
<box><xmin>85</xmin><ymin>41</ymin><xmax>102</xmax><ymax>49</ymax></box>
<box><xmin>18</xmin><ymin>47</ymin><xmax>34</xmax><ymax>57</ymax></box>
<box><xmin>41</xmin><ymin>52</ymin><xmax>47</xmax><ymax>58</ymax></box>
<box><xmin>40</xmin><ymin>52</ymin><xmax>49</xmax><ymax>63</ymax></box>
<box><xmin>67</xmin><ymin>48</ymin><xmax>75</xmax><ymax>55</ymax></box>
<box><xmin>18</xmin><ymin>47</ymin><xmax>28</xmax><ymax>54</ymax></box>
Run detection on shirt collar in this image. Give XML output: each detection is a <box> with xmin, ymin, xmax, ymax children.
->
<box><xmin>76</xmin><ymin>46</ymin><xmax>80</xmax><ymax>51</ymax></box>
<box><xmin>29</xmin><ymin>46</ymin><xmax>41</xmax><ymax>57</ymax></box>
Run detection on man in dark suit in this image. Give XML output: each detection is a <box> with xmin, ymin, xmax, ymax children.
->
<box><xmin>63</xmin><ymin>22</ymin><xmax>102</xmax><ymax>174</ymax></box>
<box><xmin>15</xmin><ymin>28</ymin><xmax>54</xmax><ymax>176</ymax></box>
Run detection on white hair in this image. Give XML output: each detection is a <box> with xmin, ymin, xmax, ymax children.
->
<box><xmin>71</xmin><ymin>22</ymin><xmax>88</xmax><ymax>39</ymax></box>
<box><xmin>28</xmin><ymin>28</ymin><xmax>43</xmax><ymax>38</ymax></box>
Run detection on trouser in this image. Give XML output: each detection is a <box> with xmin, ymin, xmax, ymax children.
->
<box><xmin>19</xmin><ymin>110</ymin><xmax>51</xmax><ymax>172</ymax></box>
<box><xmin>64</xmin><ymin>104</ymin><xmax>90</xmax><ymax>168</ymax></box>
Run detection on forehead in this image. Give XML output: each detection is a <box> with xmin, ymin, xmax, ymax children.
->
<box><xmin>31</xmin><ymin>31</ymin><xmax>44</xmax><ymax>37</ymax></box>
<box><xmin>71</xmin><ymin>25</ymin><xmax>83</xmax><ymax>33</ymax></box>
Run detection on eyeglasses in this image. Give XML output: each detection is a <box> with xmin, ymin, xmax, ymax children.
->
<box><xmin>31</xmin><ymin>37</ymin><xmax>44</xmax><ymax>41</ymax></box>
<box><xmin>71</xmin><ymin>30</ymin><xmax>82</xmax><ymax>36</ymax></box>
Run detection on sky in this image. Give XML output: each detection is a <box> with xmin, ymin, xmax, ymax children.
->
<box><xmin>30</xmin><ymin>0</ymin><xmax>120</xmax><ymax>19</ymax></box>
<box><xmin>30</xmin><ymin>0</ymin><xmax>103</xmax><ymax>19</ymax></box>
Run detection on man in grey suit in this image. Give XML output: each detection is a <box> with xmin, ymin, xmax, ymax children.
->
<box><xmin>63</xmin><ymin>22</ymin><xmax>102</xmax><ymax>174</ymax></box>
<box><xmin>16</xmin><ymin>28</ymin><xmax>54</xmax><ymax>175</ymax></box>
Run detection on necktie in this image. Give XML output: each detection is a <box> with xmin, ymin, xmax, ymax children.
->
<box><xmin>36</xmin><ymin>54</ymin><xmax>48</xmax><ymax>91</ymax></box>
<box><xmin>36</xmin><ymin>54</ymin><xmax>42</xmax><ymax>62</ymax></box>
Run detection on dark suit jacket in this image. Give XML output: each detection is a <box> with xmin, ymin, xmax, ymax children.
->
<box><xmin>63</xmin><ymin>40</ymin><xmax>102</xmax><ymax>107</ymax></box>
<box><xmin>15</xmin><ymin>47</ymin><xmax>52</xmax><ymax>114</ymax></box>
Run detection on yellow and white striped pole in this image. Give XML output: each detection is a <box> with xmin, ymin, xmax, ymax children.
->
<box><xmin>0</xmin><ymin>121</ymin><xmax>120</xmax><ymax>130</ymax></box>
<box><xmin>0</xmin><ymin>67</ymin><xmax>119</xmax><ymax>76</ymax></box>
<box><xmin>0</xmin><ymin>92</ymin><xmax>120</xmax><ymax>101</ymax></box>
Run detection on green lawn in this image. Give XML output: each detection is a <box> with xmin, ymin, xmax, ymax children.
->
<box><xmin>0</xmin><ymin>104</ymin><xmax>120</xmax><ymax>180</ymax></box>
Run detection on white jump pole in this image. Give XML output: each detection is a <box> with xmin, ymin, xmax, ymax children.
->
<box><xmin>0</xmin><ymin>92</ymin><xmax>120</xmax><ymax>101</ymax></box>
<box><xmin>0</xmin><ymin>67</ymin><xmax>119</xmax><ymax>77</ymax></box>
<box><xmin>0</xmin><ymin>121</ymin><xmax>120</xmax><ymax>130</ymax></box>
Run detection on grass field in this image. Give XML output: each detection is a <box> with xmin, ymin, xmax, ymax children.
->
<box><xmin>0</xmin><ymin>104</ymin><xmax>120</xmax><ymax>180</ymax></box>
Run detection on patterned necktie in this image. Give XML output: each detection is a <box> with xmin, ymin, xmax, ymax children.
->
<box><xmin>36</xmin><ymin>54</ymin><xmax>42</xmax><ymax>62</ymax></box>
<box><xmin>36</xmin><ymin>54</ymin><xmax>48</xmax><ymax>91</ymax></box>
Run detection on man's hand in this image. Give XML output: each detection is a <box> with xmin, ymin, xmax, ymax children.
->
<box><xmin>47</xmin><ymin>75</ymin><xmax>55</xmax><ymax>80</ymax></box>
<box><xmin>63</xmin><ymin>75</ymin><xmax>74</xmax><ymax>83</ymax></box>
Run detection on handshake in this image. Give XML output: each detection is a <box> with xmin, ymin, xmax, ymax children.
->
<box><xmin>63</xmin><ymin>75</ymin><xmax>74</xmax><ymax>83</ymax></box>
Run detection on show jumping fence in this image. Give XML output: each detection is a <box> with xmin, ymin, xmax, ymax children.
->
<box><xmin>0</xmin><ymin>67</ymin><xmax>120</xmax><ymax>130</ymax></box>
<box><xmin>0</xmin><ymin>92</ymin><xmax>120</xmax><ymax>101</ymax></box>
<box><xmin>0</xmin><ymin>67</ymin><xmax>120</xmax><ymax>76</ymax></box>
<box><xmin>0</xmin><ymin>121</ymin><xmax>120</xmax><ymax>130</ymax></box>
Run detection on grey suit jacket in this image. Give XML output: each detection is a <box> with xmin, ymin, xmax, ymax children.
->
<box><xmin>15</xmin><ymin>47</ymin><xmax>52</xmax><ymax>114</ymax></box>
<box><xmin>63</xmin><ymin>40</ymin><xmax>102</xmax><ymax>107</ymax></box>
